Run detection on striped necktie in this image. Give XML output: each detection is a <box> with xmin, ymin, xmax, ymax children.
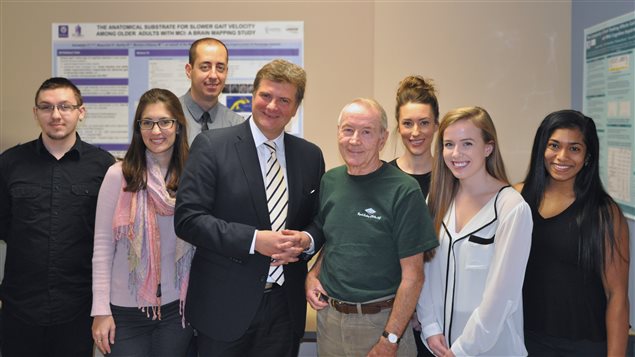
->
<box><xmin>264</xmin><ymin>140</ymin><xmax>287</xmax><ymax>285</ymax></box>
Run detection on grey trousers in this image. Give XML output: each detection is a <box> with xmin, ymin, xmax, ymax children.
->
<box><xmin>317</xmin><ymin>305</ymin><xmax>417</xmax><ymax>357</ymax></box>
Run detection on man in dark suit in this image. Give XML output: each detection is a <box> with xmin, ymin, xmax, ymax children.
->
<box><xmin>175</xmin><ymin>59</ymin><xmax>325</xmax><ymax>357</ymax></box>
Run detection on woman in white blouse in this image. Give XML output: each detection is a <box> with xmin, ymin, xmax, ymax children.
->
<box><xmin>418</xmin><ymin>106</ymin><xmax>533</xmax><ymax>356</ymax></box>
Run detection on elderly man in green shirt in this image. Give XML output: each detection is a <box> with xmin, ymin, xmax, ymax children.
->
<box><xmin>306</xmin><ymin>98</ymin><xmax>438</xmax><ymax>357</ymax></box>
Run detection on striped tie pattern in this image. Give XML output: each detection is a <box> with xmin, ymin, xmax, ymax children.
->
<box><xmin>264</xmin><ymin>141</ymin><xmax>287</xmax><ymax>285</ymax></box>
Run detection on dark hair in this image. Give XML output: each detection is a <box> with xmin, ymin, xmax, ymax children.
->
<box><xmin>122</xmin><ymin>88</ymin><xmax>189</xmax><ymax>194</ymax></box>
<box><xmin>395</xmin><ymin>75</ymin><xmax>439</xmax><ymax>123</ymax></box>
<box><xmin>521</xmin><ymin>109</ymin><xmax>621</xmax><ymax>275</ymax></box>
<box><xmin>253</xmin><ymin>59</ymin><xmax>306</xmax><ymax>105</ymax></box>
<box><xmin>188</xmin><ymin>37</ymin><xmax>228</xmax><ymax>65</ymax></box>
<box><xmin>35</xmin><ymin>77</ymin><xmax>83</xmax><ymax>106</ymax></box>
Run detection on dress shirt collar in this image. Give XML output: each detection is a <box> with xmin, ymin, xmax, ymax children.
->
<box><xmin>182</xmin><ymin>89</ymin><xmax>220</xmax><ymax>124</ymax></box>
<box><xmin>248</xmin><ymin>116</ymin><xmax>285</xmax><ymax>152</ymax></box>
<box><xmin>35</xmin><ymin>133</ymin><xmax>82</xmax><ymax>160</ymax></box>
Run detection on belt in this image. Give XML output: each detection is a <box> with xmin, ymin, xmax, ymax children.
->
<box><xmin>264</xmin><ymin>282</ymin><xmax>281</xmax><ymax>293</ymax></box>
<box><xmin>329</xmin><ymin>297</ymin><xmax>394</xmax><ymax>314</ymax></box>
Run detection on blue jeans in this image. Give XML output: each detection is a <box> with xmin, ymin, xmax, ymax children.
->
<box><xmin>109</xmin><ymin>300</ymin><xmax>193</xmax><ymax>357</ymax></box>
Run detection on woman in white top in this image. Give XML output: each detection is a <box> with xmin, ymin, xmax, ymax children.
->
<box><xmin>418</xmin><ymin>106</ymin><xmax>533</xmax><ymax>356</ymax></box>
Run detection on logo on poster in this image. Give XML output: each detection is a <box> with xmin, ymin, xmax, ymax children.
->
<box><xmin>72</xmin><ymin>25</ymin><xmax>83</xmax><ymax>37</ymax></box>
<box><xmin>227</xmin><ymin>96</ymin><xmax>252</xmax><ymax>112</ymax></box>
<box><xmin>58</xmin><ymin>25</ymin><xmax>69</xmax><ymax>38</ymax></box>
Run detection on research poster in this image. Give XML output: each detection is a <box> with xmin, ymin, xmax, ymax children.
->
<box><xmin>583</xmin><ymin>12</ymin><xmax>635</xmax><ymax>218</ymax></box>
<box><xmin>52</xmin><ymin>21</ymin><xmax>304</xmax><ymax>157</ymax></box>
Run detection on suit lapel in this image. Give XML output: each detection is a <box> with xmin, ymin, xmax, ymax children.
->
<box><xmin>234</xmin><ymin>121</ymin><xmax>270</xmax><ymax>228</ymax></box>
<box><xmin>284</xmin><ymin>134</ymin><xmax>301</xmax><ymax>227</ymax></box>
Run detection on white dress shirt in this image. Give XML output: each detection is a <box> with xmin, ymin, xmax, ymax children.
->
<box><xmin>247</xmin><ymin>117</ymin><xmax>314</xmax><ymax>262</ymax></box>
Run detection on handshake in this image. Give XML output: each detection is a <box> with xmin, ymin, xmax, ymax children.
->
<box><xmin>255</xmin><ymin>229</ymin><xmax>312</xmax><ymax>265</ymax></box>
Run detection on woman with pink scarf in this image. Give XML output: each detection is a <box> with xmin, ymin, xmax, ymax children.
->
<box><xmin>91</xmin><ymin>88</ymin><xmax>194</xmax><ymax>356</ymax></box>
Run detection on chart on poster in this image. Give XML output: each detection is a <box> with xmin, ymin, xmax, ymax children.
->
<box><xmin>583</xmin><ymin>12</ymin><xmax>635</xmax><ymax>218</ymax></box>
<box><xmin>52</xmin><ymin>21</ymin><xmax>304</xmax><ymax>157</ymax></box>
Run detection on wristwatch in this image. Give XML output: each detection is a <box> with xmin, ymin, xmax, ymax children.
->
<box><xmin>382</xmin><ymin>330</ymin><xmax>401</xmax><ymax>344</ymax></box>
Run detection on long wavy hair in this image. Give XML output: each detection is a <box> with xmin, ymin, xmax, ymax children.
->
<box><xmin>520</xmin><ymin>110</ymin><xmax>622</xmax><ymax>275</ymax></box>
<box><xmin>122</xmin><ymin>88</ymin><xmax>189</xmax><ymax>194</ymax></box>
<box><xmin>428</xmin><ymin>106</ymin><xmax>509</xmax><ymax>233</ymax></box>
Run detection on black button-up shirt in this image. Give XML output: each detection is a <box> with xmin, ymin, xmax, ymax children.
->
<box><xmin>0</xmin><ymin>134</ymin><xmax>114</xmax><ymax>325</ymax></box>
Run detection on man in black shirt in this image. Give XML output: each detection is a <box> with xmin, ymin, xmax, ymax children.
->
<box><xmin>0</xmin><ymin>77</ymin><xmax>115</xmax><ymax>356</ymax></box>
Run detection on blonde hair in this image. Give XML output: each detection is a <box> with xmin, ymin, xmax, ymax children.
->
<box><xmin>253</xmin><ymin>59</ymin><xmax>306</xmax><ymax>104</ymax></box>
<box><xmin>428</xmin><ymin>106</ymin><xmax>509</xmax><ymax>232</ymax></box>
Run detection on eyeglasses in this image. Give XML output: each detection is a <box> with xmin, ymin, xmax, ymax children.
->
<box><xmin>35</xmin><ymin>103</ymin><xmax>81</xmax><ymax>114</ymax></box>
<box><xmin>138</xmin><ymin>119</ymin><xmax>177</xmax><ymax>130</ymax></box>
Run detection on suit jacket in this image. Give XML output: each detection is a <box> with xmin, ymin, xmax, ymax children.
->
<box><xmin>175</xmin><ymin>120</ymin><xmax>325</xmax><ymax>341</ymax></box>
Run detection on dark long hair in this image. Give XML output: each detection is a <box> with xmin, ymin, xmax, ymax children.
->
<box><xmin>122</xmin><ymin>88</ymin><xmax>189</xmax><ymax>194</ymax></box>
<box><xmin>395</xmin><ymin>75</ymin><xmax>439</xmax><ymax>123</ymax></box>
<box><xmin>521</xmin><ymin>109</ymin><xmax>621</xmax><ymax>275</ymax></box>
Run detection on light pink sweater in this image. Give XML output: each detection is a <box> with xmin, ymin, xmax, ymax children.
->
<box><xmin>91</xmin><ymin>162</ymin><xmax>181</xmax><ymax>316</ymax></box>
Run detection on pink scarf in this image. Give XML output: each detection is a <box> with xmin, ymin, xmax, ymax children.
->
<box><xmin>112</xmin><ymin>151</ymin><xmax>194</xmax><ymax>321</ymax></box>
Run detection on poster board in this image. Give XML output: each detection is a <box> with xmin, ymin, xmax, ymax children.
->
<box><xmin>52</xmin><ymin>21</ymin><xmax>304</xmax><ymax>157</ymax></box>
<box><xmin>583</xmin><ymin>12</ymin><xmax>635</xmax><ymax>218</ymax></box>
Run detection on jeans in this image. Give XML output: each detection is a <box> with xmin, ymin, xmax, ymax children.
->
<box><xmin>1</xmin><ymin>306</ymin><xmax>93</xmax><ymax>357</ymax></box>
<box><xmin>109</xmin><ymin>299</ymin><xmax>193</xmax><ymax>357</ymax></box>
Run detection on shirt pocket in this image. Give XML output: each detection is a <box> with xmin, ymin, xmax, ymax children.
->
<box><xmin>71</xmin><ymin>183</ymin><xmax>100</xmax><ymax>215</ymax></box>
<box><xmin>9</xmin><ymin>184</ymin><xmax>43</xmax><ymax>219</ymax></box>
<box><xmin>464</xmin><ymin>224</ymin><xmax>497</xmax><ymax>270</ymax></box>
<box><xmin>456</xmin><ymin>226</ymin><xmax>497</xmax><ymax>312</ymax></box>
